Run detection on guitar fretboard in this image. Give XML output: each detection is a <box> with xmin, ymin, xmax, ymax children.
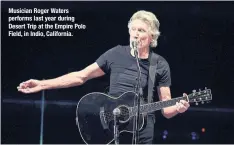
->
<box><xmin>130</xmin><ymin>96</ymin><xmax>188</xmax><ymax>115</ymax></box>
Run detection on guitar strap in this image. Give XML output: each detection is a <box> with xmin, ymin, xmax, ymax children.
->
<box><xmin>147</xmin><ymin>51</ymin><xmax>159</xmax><ymax>103</ymax></box>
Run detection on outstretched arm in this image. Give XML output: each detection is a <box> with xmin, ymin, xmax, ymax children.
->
<box><xmin>17</xmin><ymin>62</ymin><xmax>104</xmax><ymax>93</ymax></box>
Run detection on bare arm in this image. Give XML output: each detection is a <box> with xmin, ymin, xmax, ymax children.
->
<box><xmin>17</xmin><ymin>62</ymin><xmax>105</xmax><ymax>93</ymax></box>
<box><xmin>157</xmin><ymin>86</ymin><xmax>178</xmax><ymax>119</ymax></box>
<box><xmin>157</xmin><ymin>86</ymin><xmax>190</xmax><ymax>119</ymax></box>
<box><xmin>41</xmin><ymin>62</ymin><xmax>105</xmax><ymax>90</ymax></box>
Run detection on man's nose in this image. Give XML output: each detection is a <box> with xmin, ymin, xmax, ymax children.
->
<box><xmin>133</xmin><ymin>36</ymin><xmax>140</xmax><ymax>42</ymax></box>
<box><xmin>136</xmin><ymin>31</ymin><xmax>140</xmax><ymax>36</ymax></box>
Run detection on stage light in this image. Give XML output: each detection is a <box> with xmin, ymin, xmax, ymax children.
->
<box><xmin>162</xmin><ymin>130</ymin><xmax>168</xmax><ymax>140</ymax></box>
<box><xmin>191</xmin><ymin>132</ymin><xmax>199</xmax><ymax>140</ymax></box>
<box><xmin>163</xmin><ymin>130</ymin><xmax>168</xmax><ymax>135</ymax></box>
<box><xmin>201</xmin><ymin>128</ymin><xmax>205</xmax><ymax>133</ymax></box>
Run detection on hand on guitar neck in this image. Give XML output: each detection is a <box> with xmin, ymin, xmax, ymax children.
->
<box><xmin>175</xmin><ymin>93</ymin><xmax>190</xmax><ymax>113</ymax></box>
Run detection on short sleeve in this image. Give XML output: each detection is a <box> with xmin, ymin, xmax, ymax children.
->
<box><xmin>156</xmin><ymin>57</ymin><xmax>171</xmax><ymax>87</ymax></box>
<box><xmin>96</xmin><ymin>45</ymin><xmax>119</xmax><ymax>74</ymax></box>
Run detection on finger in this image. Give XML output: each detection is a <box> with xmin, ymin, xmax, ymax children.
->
<box><xmin>18</xmin><ymin>87</ymin><xmax>38</xmax><ymax>94</ymax></box>
<box><xmin>179</xmin><ymin>102</ymin><xmax>183</xmax><ymax>107</ymax></box>
<box><xmin>19</xmin><ymin>83</ymin><xmax>26</xmax><ymax>88</ymax></box>
<box><xmin>18</xmin><ymin>85</ymin><xmax>26</xmax><ymax>89</ymax></box>
<box><xmin>17</xmin><ymin>86</ymin><xmax>22</xmax><ymax>90</ymax></box>
<box><xmin>17</xmin><ymin>88</ymin><xmax>28</xmax><ymax>93</ymax></box>
<box><xmin>183</xmin><ymin>93</ymin><xmax>188</xmax><ymax>100</ymax></box>
<box><xmin>183</xmin><ymin>93</ymin><xmax>188</xmax><ymax>96</ymax></box>
<box><xmin>181</xmin><ymin>100</ymin><xmax>188</xmax><ymax>105</ymax></box>
<box><xmin>22</xmin><ymin>80</ymin><xmax>34</xmax><ymax>86</ymax></box>
<box><xmin>176</xmin><ymin>102</ymin><xmax>183</xmax><ymax>113</ymax></box>
<box><xmin>24</xmin><ymin>79</ymin><xmax>33</xmax><ymax>83</ymax></box>
<box><xmin>21</xmin><ymin>79</ymin><xmax>35</xmax><ymax>88</ymax></box>
<box><xmin>176</xmin><ymin>102</ymin><xmax>181</xmax><ymax>110</ymax></box>
<box><xmin>180</xmin><ymin>100</ymin><xmax>190</xmax><ymax>107</ymax></box>
<box><xmin>179</xmin><ymin>100</ymin><xmax>185</xmax><ymax>106</ymax></box>
<box><xmin>181</xmin><ymin>105</ymin><xmax>187</xmax><ymax>111</ymax></box>
<box><xmin>180</xmin><ymin>100</ymin><xmax>186</xmax><ymax>104</ymax></box>
<box><xmin>184</xmin><ymin>102</ymin><xmax>190</xmax><ymax>108</ymax></box>
<box><xmin>180</xmin><ymin>102</ymin><xmax>190</xmax><ymax>111</ymax></box>
<box><xmin>23</xmin><ymin>88</ymin><xmax>35</xmax><ymax>93</ymax></box>
<box><xmin>20</xmin><ymin>89</ymin><xmax>33</xmax><ymax>94</ymax></box>
<box><xmin>178</xmin><ymin>101</ymin><xmax>184</xmax><ymax>106</ymax></box>
<box><xmin>21</xmin><ymin>81</ymin><xmax>32</xmax><ymax>87</ymax></box>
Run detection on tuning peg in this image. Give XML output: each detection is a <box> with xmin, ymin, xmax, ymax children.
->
<box><xmin>201</xmin><ymin>101</ymin><xmax>204</xmax><ymax>104</ymax></box>
<box><xmin>204</xmin><ymin>87</ymin><xmax>207</xmax><ymax>93</ymax></box>
<box><xmin>195</xmin><ymin>102</ymin><xmax>199</xmax><ymax>105</ymax></box>
<box><xmin>192</xmin><ymin>90</ymin><xmax>196</xmax><ymax>93</ymax></box>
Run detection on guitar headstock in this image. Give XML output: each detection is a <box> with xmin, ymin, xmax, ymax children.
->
<box><xmin>187</xmin><ymin>87</ymin><xmax>212</xmax><ymax>105</ymax></box>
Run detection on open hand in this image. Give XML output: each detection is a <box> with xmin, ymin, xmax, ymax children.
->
<box><xmin>17</xmin><ymin>79</ymin><xmax>43</xmax><ymax>94</ymax></box>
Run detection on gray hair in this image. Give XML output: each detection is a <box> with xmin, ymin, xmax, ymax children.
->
<box><xmin>128</xmin><ymin>10</ymin><xmax>160</xmax><ymax>48</ymax></box>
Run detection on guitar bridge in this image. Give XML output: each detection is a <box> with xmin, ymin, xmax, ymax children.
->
<box><xmin>100</xmin><ymin>107</ymin><xmax>108</xmax><ymax>129</ymax></box>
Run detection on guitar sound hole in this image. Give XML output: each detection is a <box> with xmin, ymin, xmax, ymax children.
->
<box><xmin>118</xmin><ymin>106</ymin><xmax>130</xmax><ymax>122</ymax></box>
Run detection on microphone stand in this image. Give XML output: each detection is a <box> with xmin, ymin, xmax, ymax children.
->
<box><xmin>132</xmin><ymin>45</ymin><xmax>143</xmax><ymax>145</ymax></box>
<box><xmin>113</xmin><ymin>108</ymin><xmax>120</xmax><ymax>145</ymax></box>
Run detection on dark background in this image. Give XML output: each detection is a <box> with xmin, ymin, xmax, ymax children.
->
<box><xmin>1</xmin><ymin>1</ymin><xmax>234</xmax><ymax>144</ymax></box>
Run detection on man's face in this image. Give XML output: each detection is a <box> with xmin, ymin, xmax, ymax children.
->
<box><xmin>129</xmin><ymin>19</ymin><xmax>152</xmax><ymax>49</ymax></box>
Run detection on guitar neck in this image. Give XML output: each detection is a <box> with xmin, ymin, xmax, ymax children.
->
<box><xmin>130</xmin><ymin>96</ymin><xmax>188</xmax><ymax>115</ymax></box>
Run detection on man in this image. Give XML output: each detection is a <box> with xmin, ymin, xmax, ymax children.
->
<box><xmin>17</xmin><ymin>10</ymin><xmax>190</xmax><ymax>144</ymax></box>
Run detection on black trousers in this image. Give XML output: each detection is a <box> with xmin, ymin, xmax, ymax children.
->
<box><xmin>119</xmin><ymin>115</ymin><xmax>155</xmax><ymax>144</ymax></box>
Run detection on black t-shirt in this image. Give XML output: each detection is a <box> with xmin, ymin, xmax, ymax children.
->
<box><xmin>96</xmin><ymin>45</ymin><xmax>171</xmax><ymax>101</ymax></box>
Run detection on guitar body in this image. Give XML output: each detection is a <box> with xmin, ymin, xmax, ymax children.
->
<box><xmin>76</xmin><ymin>91</ymin><xmax>145</xmax><ymax>144</ymax></box>
<box><xmin>76</xmin><ymin>88</ymin><xmax>212</xmax><ymax>144</ymax></box>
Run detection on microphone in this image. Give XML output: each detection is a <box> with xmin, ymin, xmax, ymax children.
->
<box><xmin>131</xmin><ymin>40</ymin><xmax>138</xmax><ymax>51</ymax></box>
<box><xmin>131</xmin><ymin>40</ymin><xmax>139</xmax><ymax>58</ymax></box>
<box><xmin>113</xmin><ymin>108</ymin><xmax>121</xmax><ymax>116</ymax></box>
